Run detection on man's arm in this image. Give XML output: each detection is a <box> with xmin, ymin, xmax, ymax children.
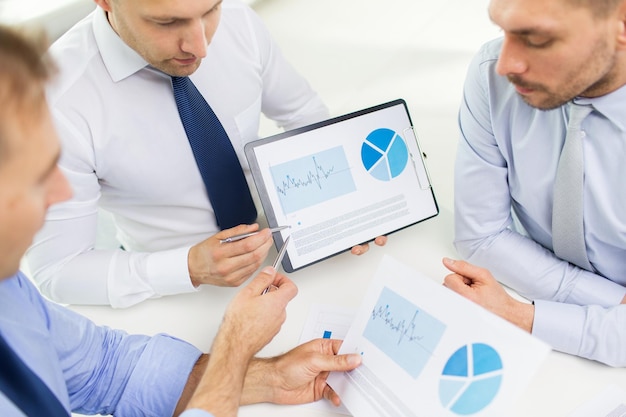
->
<box><xmin>175</xmin><ymin>338</ymin><xmax>362</xmax><ymax>416</ymax></box>
<box><xmin>175</xmin><ymin>268</ymin><xmax>361</xmax><ymax>417</ymax></box>
<box><xmin>26</xmin><ymin>202</ymin><xmax>197</xmax><ymax>308</ymax></box>
<box><xmin>182</xmin><ymin>266</ymin><xmax>297</xmax><ymax>417</ymax></box>
<box><xmin>442</xmin><ymin>258</ymin><xmax>626</xmax><ymax>367</ymax></box>
<box><xmin>239</xmin><ymin>338</ymin><xmax>361</xmax><ymax>407</ymax></box>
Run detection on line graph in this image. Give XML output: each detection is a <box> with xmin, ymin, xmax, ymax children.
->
<box><xmin>363</xmin><ymin>287</ymin><xmax>446</xmax><ymax>378</ymax></box>
<box><xmin>370</xmin><ymin>304</ymin><xmax>423</xmax><ymax>346</ymax></box>
<box><xmin>275</xmin><ymin>156</ymin><xmax>337</xmax><ymax>196</ymax></box>
<box><xmin>270</xmin><ymin>146</ymin><xmax>356</xmax><ymax>214</ymax></box>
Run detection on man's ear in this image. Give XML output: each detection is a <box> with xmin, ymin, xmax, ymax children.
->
<box><xmin>93</xmin><ymin>0</ymin><xmax>114</xmax><ymax>13</ymax></box>
<box><xmin>616</xmin><ymin>0</ymin><xmax>626</xmax><ymax>50</ymax></box>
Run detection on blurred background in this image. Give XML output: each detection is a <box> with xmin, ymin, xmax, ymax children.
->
<box><xmin>0</xmin><ymin>0</ymin><xmax>500</xmax><ymax>215</ymax></box>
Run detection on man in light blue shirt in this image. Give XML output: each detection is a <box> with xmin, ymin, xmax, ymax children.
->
<box><xmin>442</xmin><ymin>0</ymin><xmax>626</xmax><ymax>367</ymax></box>
<box><xmin>0</xmin><ymin>25</ymin><xmax>361</xmax><ymax>417</ymax></box>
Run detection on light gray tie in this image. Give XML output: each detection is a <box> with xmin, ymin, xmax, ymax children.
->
<box><xmin>552</xmin><ymin>102</ymin><xmax>593</xmax><ymax>270</ymax></box>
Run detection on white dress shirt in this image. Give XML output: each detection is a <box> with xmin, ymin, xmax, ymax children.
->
<box><xmin>455</xmin><ymin>38</ymin><xmax>626</xmax><ymax>366</ymax></box>
<box><xmin>26</xmin><ymin>0</ymin><xmax>328</xmax><ymax>308</ymax></box>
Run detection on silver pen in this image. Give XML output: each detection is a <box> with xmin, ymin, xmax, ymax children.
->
<box><xmin>262</xmin><ymin>235</ymin><xmax>291</xmax><ymax>295</ymax></box>
<box><xmin>219</xmin><ymin>225</ymin><xmax>290</xmax><ymax>243</ymax></box>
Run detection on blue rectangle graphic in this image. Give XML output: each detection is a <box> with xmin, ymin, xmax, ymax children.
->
<box><xmin>363</xmin><ymin>287</ymin><xmax>446</xmax><ymax>378</ymax></box>
<box><xmin>270</xmin><ymin>146</ymin><xmax>356</xmax><ymax>214</ymax></box>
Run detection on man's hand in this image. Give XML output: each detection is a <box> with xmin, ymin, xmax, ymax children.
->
<box><xmin>351</xmin><ymin>235</ymin><xmax>387</xmax><ymax>255</ymax></box>
<box><xmin>220</xmin><ymin>266</ymin><xmax>298</xmax><ymax>356</ymax></box>
<box><xmin>183</xmin><ymin>267</ymin><xmax>298</xmax><ymax>417</ymax></box>
<box><xmin>241</xmin><ymin>338</ymin><xmax>362</xmax><ymax>407</ymax></box>
<box><xmin>188</xmin><ymin>224</ymin><xmax>274</xmax><ymax>287</ymax></box>
<box><xmin>442</xmin><ymin>258</ymin><xmax>535</xmax><ymax>332</ymax></box>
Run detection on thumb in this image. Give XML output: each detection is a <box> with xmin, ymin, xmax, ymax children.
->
<box><xmin>442</xmin><ymin>257</ymin><xmax>482</xmax><ymax>277</ymax></box>
<box><xmin>247</xmin><ymin>266</ymin><xmax>276</xmax><ymax>293</ymax></box>
<box><xmin>314</xmin><ymin>352</ymin><xmax>362</xmax><ymax>373</ymax></box>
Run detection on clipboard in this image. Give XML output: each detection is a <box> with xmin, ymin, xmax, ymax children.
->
<box><xmin>244</xmin><ymin>99</ymin><xmax>439</xmax><ymax>272</ymax></box>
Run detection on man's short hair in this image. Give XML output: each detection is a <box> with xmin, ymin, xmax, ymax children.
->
<box><xmin>0</xmin><ymin>26</ymin><xmax>51</xmax><ymax>164</ymax></box>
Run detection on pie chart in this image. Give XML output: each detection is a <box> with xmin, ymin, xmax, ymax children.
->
<box><xmin>439</xmin><ymin>343</ymin><xmax>503</xmax><ymax>415</ymax></box>
<box><xmin>361</xmin><ymin>128</ymin><xmax>409</xmax><ymax>181</ymax></box>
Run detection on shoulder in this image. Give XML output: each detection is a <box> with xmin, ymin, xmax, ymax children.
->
<box><xmin>464</xmin><ymin>38</ymin><xmax>503</xmax><ymax>88</ymax></box>
<box><xmin>475</xmin><ymin>37</ymin><xmax>503</xmax><ymax>64</ymax></box>
<box><xmin>218</xmin><ymin>0</ymin><xmax>269</xmax><ymax>38</ymax></box>
<box><xmin>463</xmin><ymin>37</ymin><xmax>518</xmax><ymax>109</ymax></box>
<box><xmin>46</xmin><ymin>11</ymin><xmax>102</xmax><ymax>104</ymax></box>
<box><xmin>0</xmin><ymin>272</ymin><xmax>49</xmax><ymax>327</ymax></box>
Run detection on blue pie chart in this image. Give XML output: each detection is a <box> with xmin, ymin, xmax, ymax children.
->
<box><xmin>439</xmin><ymin>343</ymin><xmax>503</xmax><ymax>415</ymax></box>
<box><xmin>361</xmin><ymin>128</ymin><xmax>409</xmax><ymax>181</ymax></box>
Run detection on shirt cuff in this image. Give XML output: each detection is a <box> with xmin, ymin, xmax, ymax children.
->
<box><xmin>566</xmin><ymin>270</ymin><xmax>626</xmax><ymax>307</ymax></box>
<box><xmin>181</xmin><ymin>410</ymin><xmax>216</xmax><ymax>417</ymax></box>
<box><xmin>146</xmin><ymin>246</ymin><xmax>197</xmax><ymax>296</ymax></box>
<box><xmin>531</xmin><ymin>300</ymin><xmax>585</xmax><ymax>356</ymax></box>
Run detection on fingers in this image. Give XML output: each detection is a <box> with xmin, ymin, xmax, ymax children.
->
<box><xmin>309</xmin><ymin>339</ymin><xmax>361</xmax><ymax>372</ymax></box>
<box><xmin>218</xmin><ymin>227</ymin><xmax>273</xmax><ymax>258</ymax></box>
<box><xmin>328</xmin><ymin>338</ymin><xmax>343</xmax><ymax>355</ymax></box>
<box><xmin>351</xmin><ymin>243</ymin><xmax>369</xmax><ymax>255</ymax></box>
<box><xmin>246</xmin><ymin>266</ymin><xmax>277</xmax><ymax>294</ymax></box>
<box><xmin>323</xmin><ymin>385</ymin><xmax>342</xmax><ymax>407</ymax></box>
<box><xmin>215</xmin><ymin>223</ymin><xmax>260</xmax><ymax>241</ymax></box>
<box><xmin>190</xmin><ymin>226</ymin><xmax>274</xmax><ymax>287</ymax></box>
<box><xmin>351</xmin><ymin>235</ymin><xmax>387</xmax><ymax>255</ymax></box>
<box><xmin>442</xmin><ymin>273</ymin><xmax>471</xmax><ymax>294</ymax></box>
<box><xmin>442</xmin><ymin>257</ymin><xmax>487</xmax><ymax>278</ymax></box>
<box><xmin>246</xmin><ymin>267</ymin><xmax>298</xmax><ymax>300</ymax></box>
<box><xmin>267</xmin><ymin>273</ymin><xmax>298</xmax><ymax>301</ymax></box>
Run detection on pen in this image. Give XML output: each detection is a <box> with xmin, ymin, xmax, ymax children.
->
<box><xmin>262</xmin><ymin>235</ymin><xmax>291</xmax><ymax>295</ymax></box>
<box><xmin>219</xmin><ymin>225</ymin><xmax>290</xmax><ymax>243</ymax></box>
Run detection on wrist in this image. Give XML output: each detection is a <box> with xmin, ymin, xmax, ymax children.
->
<box><xmin>187</xmin><ymin>245</ymin><xmax>203</xmax><ymax>287</ymax></box>
<box><xmin>240</xmin><ymin>357</ymin><xmax>275</xmax><ymax>405</ymax></box>
<box><xmin>186</xmin><ymin>334</ymin><xmax>252</xmax><ymax>416</ymax></box>
<box><xmin>505</xmin><ymin>299</ymin><xmax>535</xmax><ymax>332</ymax></box>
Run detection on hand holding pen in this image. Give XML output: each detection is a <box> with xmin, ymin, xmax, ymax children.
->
<box><xmin>188</xmin><ymin>224</ymin><xmax>277</xmax><ymax>288</ymax></box>
<box><xmin>220</xmin><ymin>225</ymin><xmax>290</xmax><ymax>243</ymax></box>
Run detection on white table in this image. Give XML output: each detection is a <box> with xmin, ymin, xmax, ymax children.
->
<box><xmin>69</xmin><ymin>208</ymin><xmax>626</xmax><ymax>417</ymax></box>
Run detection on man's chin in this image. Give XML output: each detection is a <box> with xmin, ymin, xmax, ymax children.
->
<box><xmin>518</xmin><ymin>92</ymin><xmax>567</xmax><ymax>111</ymax></box>
<box><xmin>154</xmin><ymin>61</ymin><xmax>202</xmax><ymax>78</ymax></box>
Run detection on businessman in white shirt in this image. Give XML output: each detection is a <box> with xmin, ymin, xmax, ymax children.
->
<box><xmin>26</xmin><ymin>0</ymin><xmax>385</xmax><ymax>308</ymax></box>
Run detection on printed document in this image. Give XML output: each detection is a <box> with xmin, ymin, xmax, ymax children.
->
<box><xmin>327</xmin><ymin>255</ymin><xmax>551</xmax><ymax>417</ymax></box>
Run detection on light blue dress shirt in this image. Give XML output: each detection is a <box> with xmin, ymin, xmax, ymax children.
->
<box><xmin>455</xmin><ymin>38</ymin><xmax>626</xmax><ymax>366</ymax></box>
<box><xmin>0</xmin><ymin>271</ymin><xmax>212</xmax><ymax>416</ymax></box>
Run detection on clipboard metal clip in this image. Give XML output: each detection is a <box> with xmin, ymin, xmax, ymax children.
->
<box><xmin>403</xmin><ymin>126</ymin><xmax>433</xmax><ymax>191</ymax></box>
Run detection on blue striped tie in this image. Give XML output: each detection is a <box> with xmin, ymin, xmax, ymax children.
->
<box><xmin>0</xmin><ymin>333</ymin><xmax>69</xmax><ymax>416</ymax></box>
<box><xmin>172</xmin><ymin>76</ymin><xmax>257</xmax><ymax>229</ymax></box>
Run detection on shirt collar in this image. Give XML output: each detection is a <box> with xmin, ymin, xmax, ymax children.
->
<box><xmin>92</xmin><ymin>7</ymin><xmax>149</xmax><ymax>82</ymax></box>
<box><xmin>573</xmin><ymin>83</ymin><xmax>626</xmax><ymax>131</ymax></box>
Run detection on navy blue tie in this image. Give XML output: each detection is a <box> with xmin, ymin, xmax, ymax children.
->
<box><xmin>0</xmin><ymin>333</ymin><xmax>69</xmax><ymax>416</ymax></box>
<box><xmin>172</xmin><ymin>76</ymin><xmax>257</xmax><ymax>229</ymax></box>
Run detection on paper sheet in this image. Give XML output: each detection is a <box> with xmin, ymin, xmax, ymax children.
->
<box><xmin>568</xmin><ymin>385</ymin><xmax>626</xmax><ymax>417</ymax></box>
<box><xmin>327</xmin><ymin>255</ymin><xmax>551</xmax><ymax>417</ymax></box>
<box><xmin>298</xmin><ymin>303</ymin><xmax>357</xmax><ymax>415</ymax></box>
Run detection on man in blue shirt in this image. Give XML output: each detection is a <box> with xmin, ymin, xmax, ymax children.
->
<box><xmin>0</xmin><ymin>26</ymin><xmax>361</xmax><ymax>417</ymax></box>
<box><xmin>442</xmin><ymin>0</ymin><xmax>626</xmax><ymax>367</ymax></box>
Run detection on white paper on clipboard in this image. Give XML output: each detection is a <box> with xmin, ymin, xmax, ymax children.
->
<box><xmin>244</xmin><ymin>99</ymin><xmax>438</xmax><ymax>272</ymax></box>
